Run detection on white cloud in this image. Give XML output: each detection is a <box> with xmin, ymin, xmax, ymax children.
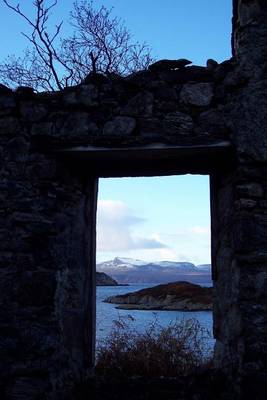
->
<box><xmin>160</xmin><ymin>225</ymin><xmax>210</xmax><ymax>240</ymax></box>
<box><xmin>97</xmin><ymin>200</ymin><xmax>167</xmax><ymax>252</ymax></box>
<box><xmin>140</xmin><ymin>247</ymin><xmax>177</xmax><ymax>261</ymax></box>
<box><xmin>97</xmin><ymin>200</ymin><xmax>144</xmax><ymax>225</ymax></box>
<box><xmin>153</xmin><ymin>227</ymin><xmax>211</xmax><ymax>265</ymax></box>
<box><xmin>97</xmin><ymin>200</ymin><xmax>211</xmax><ymax>265</ymax></box>
<box><xmin>188</xmin><ymin>226</ymin><xmax>210</xmax><ymax>235</ymax></box>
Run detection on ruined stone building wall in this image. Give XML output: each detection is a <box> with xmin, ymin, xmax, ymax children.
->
<box><xmin>0</xmin><ymin>54</ymin><xmax>234</xmax><ymax>398</ymax></box>
<box><xmin>0</xmin><ymin>0</ymin><xmax>267</xmax><ymax>398</ymax></box>
<box><xmin>216</xmin><ymin>0</ymin><xmax>267</xmax><ymax>393</ymax></box>
<box><xmin>0</xmin><ymin>85</ymin><xmax>98</xmax><ymax>396</ymax></box>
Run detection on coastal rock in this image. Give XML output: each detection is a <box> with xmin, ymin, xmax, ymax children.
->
<box><xmin>96</xmin><ymin>272</ymin><xmax>118</xmax><ymax>286</ymax></box>
<box><xmin>104</xmin><ymin>281</ymin><xmax>212</xmax><ymax>311</ymax></box>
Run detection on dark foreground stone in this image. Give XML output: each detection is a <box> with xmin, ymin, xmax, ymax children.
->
<box><xmin>73</xmin><ymin>370</ymin><xmax>235</xmax><ymax>400</ymax></box>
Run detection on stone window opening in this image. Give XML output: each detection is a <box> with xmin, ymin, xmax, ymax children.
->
<box><xmin>94</xmin><ymin>174</ymin><xmax>214</xmax><ymax>374</ymax></box>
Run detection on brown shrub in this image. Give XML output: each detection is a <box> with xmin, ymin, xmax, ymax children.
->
<box><xmin>95</xmin><ymin>316</ymin><xmax>212</xmax><ymax>379</ymax></box>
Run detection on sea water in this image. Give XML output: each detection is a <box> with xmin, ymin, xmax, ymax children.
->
<box><xmin>96</xmin><ymin>283</ymin><xmax>214</xmax><ymax>354</ymax></box>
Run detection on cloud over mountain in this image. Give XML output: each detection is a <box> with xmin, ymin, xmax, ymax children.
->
<box><xmin>97</xmin><ymin>200</ymin><xmax>167</xmax><ymax>252</ymax></box>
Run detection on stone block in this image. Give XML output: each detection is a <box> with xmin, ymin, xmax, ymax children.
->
<box><xmin>20</xmin><ymin>101</ymin><xmax>48</xmax><ymax>122</ymax></box>
<box><xmin>180</xmin><ymin>82</ymin><xmax>214</xmax><ymax>107</ymax></box>
<box><xmin>0</xmin><ymin>117</ymin><xmax>20</xmax><ymax>135</ymax></box>
<box><xmin>103</xmin><ymin>116</ymin><xmax>136</xmax><ymax>136</ymax></box>
<box><xmin>6</xmin><ymin>137</ymin><xmax>29</xmax><ymax>162</ymax></box>
<box><xmin>32</xmin><ymin>112</ymin><xmax>99</xmax><ymax>140</ymax></box>
<box><xmin>163</xmin><ymin>111</ymin><xmax>194</xmax><ymax>135</ymax></box>
<box><xmin>236</xmin><ymin>183</ymin><xmax>264</xmax><ymax>198</ymax></box>
<box><xmin>122</xmin><ymin>91</ymin><xmax>154</xmax><ymax>116</ymax></box>
<box><xmin>31</xmin><ymin>121</ymin><xmax>54</xmax><ymax>137</ymax></box>
<box><xmin>184</xmin><ymin>66</ymin><xmax>214</xmax><ymax>81</ymax></box>
<box><xmin>15</xmin><ymin>86</ymin><xmax>35</xmax><ymax>98</ymax></box>
<box><xmin>154</xmin><ymin>86</ymin><xmax>178</xmax><ymax>100</ymax></box>
<box><xmin>59</xmin><ymin>112</ymin><xmax>99</xmax><ymax>139</ymax></box>
<box><xmin>158</xmin><ymin>66</ymin><xmax>213</xmax><ymax>83</ymax></box>
<box><xmin>234</xmin><ymin>214</ymin><xmax>267</xmax><ymax>253</ymax></box>
<box><xmin>17</xmin><ymin>271</ymin><xmax>57</xmax><ymax>307</ymax></box>
<box><xmin>239</xmin><ymin>270</ymin><xmax>267</xmax><ymax>300</ymax></box>
<box><xmin>223</xmin><ymin>69</ymin><xmax>249</xmax><ymax>88</ymax></box>
<box><xmin>138</xmin><ymin>117</ymin><xmax>163</xmax><ymax>137</ymax></box>
<box><xmin>197</xmin><ymin>109</ymin><xmax>228</xmax><ymax>135</ymax></box>
<box><xmin>63</xmin><ymin>84</ymin><xmax>98</xmax><ymax>107</ymax></box>
<box><xmin>235</xmin><ymin>198</ymin><xmax>257</xmax><ymax>209</ymax></box>
<box><xmin>158</xmin><ymin>69</ymin><xmax>188</xmax><ymax>83</ymax></box>
<box><xmin>0</xmin><ymin>94</ymin><xmax>16</xmax><ymax>111</ymax></box>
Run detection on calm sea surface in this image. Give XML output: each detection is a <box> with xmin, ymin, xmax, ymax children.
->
<box><xmin>96</xmin><ymin>282</ymin><xmax>214</xmax><ymax>353</ymax></box>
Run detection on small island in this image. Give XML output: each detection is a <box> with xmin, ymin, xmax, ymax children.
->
<box><xmin>104</xmin><ymin>281</ymin><xmax>212</xmax><ymax>311</ymax></box>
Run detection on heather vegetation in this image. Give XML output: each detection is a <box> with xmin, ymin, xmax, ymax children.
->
<box><xmin>95</xmin><ymin>316</ymin><xmax>212</xmax><ymax>379</ymax></box>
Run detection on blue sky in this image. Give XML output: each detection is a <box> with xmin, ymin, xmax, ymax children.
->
<box><xmin>0</xmin><ymin>1</ymin><xmax>232</xmax><ymax>264</ymax></box>
<box><xmin>97</xmin><ymin>175</ymin><xmax>211</xmax><ymax>264</ymax></box>
<box><xmin>0</xmin><ymin>1</ymin><xmax>232</xmax><ymax>65</ymax></box>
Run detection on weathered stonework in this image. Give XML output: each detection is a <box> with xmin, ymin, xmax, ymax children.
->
<box><xmin>0</xmin><ymin>0</ymin><xmax>267</xmax><ymax>398</ymax></box>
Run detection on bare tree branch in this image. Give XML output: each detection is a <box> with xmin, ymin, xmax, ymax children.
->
<box><xmin>0</xmin><ymin>0</ymin><xmax>155</xmax><ymax>91</ymax></box>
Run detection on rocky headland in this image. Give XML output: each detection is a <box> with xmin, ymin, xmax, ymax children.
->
<box><xmin>104</xmin><ymin>281</ymin><xmax>212</xmax><ymax>311</ymax></box>
<box><xmin>96</xmin><ymin>272</ymin><xmax>118</xmax><ymax>286</ymax></box>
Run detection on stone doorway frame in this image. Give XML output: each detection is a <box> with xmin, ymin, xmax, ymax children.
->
<box><xmin>58</xmin><ymin>141</ymin><xmax>235</xmax><ymax>370</ymax></box>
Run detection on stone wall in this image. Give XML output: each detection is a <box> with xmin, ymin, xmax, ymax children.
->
<box><xmin>216</xmin><ymin>0</ymin><xmax>267</xmax><ymax>396</ymax></box>
<box><xmin>0</xmin><ymin>0</ymin><xmax>267</xmax><ymax>398</ymax></box>
<box><xmin>3</xmin><ymin>61</ymin><xmax>232</xmax><ymax>149</ymax></box>
<box><xmin>0</xmin><ymin>99</ymin><xmax>98</xmax><ymax>397</ymax></box>
<box><xmin>0</xmin><ymin>62</ymin><xmax>232</xmax><ymax>399</ymax></box>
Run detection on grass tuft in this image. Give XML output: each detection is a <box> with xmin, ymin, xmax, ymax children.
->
<box><xmin>95</xmin><ymin>316</ymin><xmax>212</xmax><ymax>379</ymax></box>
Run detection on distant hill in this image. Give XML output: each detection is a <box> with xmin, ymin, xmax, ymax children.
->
<box><xmin>96</xmin><ymin>272</ymin><xmax>118</xmax><ymax>286</ymax></box>
<box><xmin>196</xmin><ymin>264</ymin><xmax>212</xmax><ymax>272</ymax></box>
<box><xmin>97</xmin><ymin>257</ymin><xmax>212</xmax><ymax>285</ymax></box>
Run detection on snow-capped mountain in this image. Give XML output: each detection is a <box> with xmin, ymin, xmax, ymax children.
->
<box><xmin>96</xmin><ymin>257</ymin><xmax>212</xmax><ymax>285</ymax></box>
<box><xmin>98</xmin><ymin>257</ymin><xmax>147</xmax><ymax>271</ymax></box>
